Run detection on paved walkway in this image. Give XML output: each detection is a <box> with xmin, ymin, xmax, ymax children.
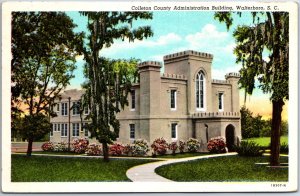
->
<box><xmin>126</xmin><ymin>152</ymin><xmax>238</xmax><ymax>182</ymax></box>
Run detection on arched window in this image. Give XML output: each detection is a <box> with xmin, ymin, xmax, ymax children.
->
<box><xmin>196</xmin><ymin>71</ymin><xmax>205</xmax><ymax>110</ymax></box>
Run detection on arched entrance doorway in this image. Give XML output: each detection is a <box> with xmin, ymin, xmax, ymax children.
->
<box><xmin>225</xmin><ymin>124</ymin><xmax>235</xmax><ymax>152</ymax></box>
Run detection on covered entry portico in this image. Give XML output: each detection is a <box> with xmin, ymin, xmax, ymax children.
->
<box><xmin>191</xmin><ymin>112</ymin><xmax>241</xmax><ymax>151</ymax></box>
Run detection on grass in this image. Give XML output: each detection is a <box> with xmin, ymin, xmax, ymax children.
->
<box><xmin>155</xmin><ymin>155</ymin><xmax>288</xmax><ymax>182</ymax></box>
<box><xmin>244</xmin><ymin>136</ymin><xmax>288</xmax><ymax>147</ymax></box>
<box><xmin>11</xmin><ymin>154</ymin><xmax>156</xmax><ymax>182</ymax></box>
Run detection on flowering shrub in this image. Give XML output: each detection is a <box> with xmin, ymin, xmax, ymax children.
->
<box><xmin>186</xmin><ymin>138</ymin><xmax>200</xmax><ymax>152</ymax></box>
<box><xmin>123</xmin><ymin>144</ymin><xmax>133</xmax><ymax>156</ymax></box>
<box><xmin>41</xmin><ymin>141</ymin><xmax>54</xmax><ymax>151</ymax></box>
<box><xmin>54</xmin><ymin>142</ymin><xmax>68</xmax><ymax>152</ymax></box>
<box><xmin>169</xmin><ymin>141</ymin><xmax>178</xmax><ymax>155</ymax></box>
<box><xmin>131</xmin><ymin>139</ymin><xmax>149</xmax><ymax>156</ymax></box>
<box><xmin>109</xmin><ymin>143</ymin><xmax>125</xmax><ymax>156</ymax></box>
<box><xmin>72</xmin><ymin>138</ymin><xmax>89</xmax><ymax>154</ymax></box>
<box><xmin>151</xmin><ymin>138</ymin><xmax>169</xmax><ymax>155</ymax></box>
<box><xmin>207</xmin><ymin>136</ymin><xmax>227</xmax><ymax>153</ymax></box>
<box><xmin>85</xmin><ymin>144</ymin><xmax>102</xmax><ymax>156</ymax></box>
<box><xmin>179</xmin><ymin>140</ymin><xmax>185</xmax><ymax>153</ymax></box>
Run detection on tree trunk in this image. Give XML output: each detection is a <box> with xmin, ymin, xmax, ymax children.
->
<box><xmin>26</xmin><ymin>137</ymin><xmax>33</xmax><ymax>156</ymax></box>
<box><xmin>102</xmin><ymin>142</ymin><xmax>109</xmax><ymax>162</ymax></box>
<box><xmin>270</xmin><ymin>99</ymin><xmax>284</xmax><ymax>166</ymax></box>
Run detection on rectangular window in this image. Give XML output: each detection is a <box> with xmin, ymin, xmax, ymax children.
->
<box><xmin>54</xmin><ymin>124</ymin><xmax>57</xmax><ymax>131</ymax></box>
<box><xmin>171</xmin><ymin>123</ymin><xmax>177</xmax><ymax>139</ymax></box>
<box><xmin>56</xmin><ymin>103</ymin><xmax>60</xmax><ymax>112</ymax></box>
<box><xmin>72</xmin><ymin>101</ymin><xmax>80</xmax><ymax>115</ymax></box>
<box><xmin>218</xmin><ymin>93</ymin><xmax>224</xmax><ymax>111</ymax></box>
<box><xmin>131</xmin><ymin>90</ymin><xmax>135</xmax><ymax>110</ymax></box>
<box><xmin>129</xmin><ymin>124</ymin><xmax>135</xmax><ymax>139</ymax></box>
<box><xmin>61</xmin><ymin>123</ymin><xmax>68</xmax><ymax>137</ymax></box>
<box><xmin>61</xmin><ymin>103</ymin><xmax>68</xmax><ymax>116</ymax></box>
<box><xmin>72</xmin><ymin>123</ymin><xmax>80</xmax><ymax>137</ymax></box>
<box><xmin>50</xmin><ymin>129</ymin><xmax>53</xmax><ymax>137</ymax></box>
<box><xmin>57</xmin><ymin>123</ymin><xmax>61</xmax><ymax>132</ymax></box>
<box><xmin>170</xmin><ymin>89</ymin><xmax>176</xmax><ymax>110</ymax></box>
<box><xmin>83</xmin><ymin>123</ymin><xmax>89</xmax><ymax>137</ymax></box>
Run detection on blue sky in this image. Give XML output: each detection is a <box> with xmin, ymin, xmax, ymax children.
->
<box><xmin>65</xmin><ymin>11</ymin><xmax>287</xmax><ymax>119</ymax></box>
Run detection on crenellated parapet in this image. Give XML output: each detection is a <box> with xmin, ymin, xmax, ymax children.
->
<box><xmin>138</xmin><ymin>61</ymin><xmax>162</xmax><ymax>73</ymax></box>
<box><xmin>161</xmin><ymin>73</ymin><xmax>187</xmax><ymax>80</ymax></box>
<box><xmin>225</xmin><ymin>72</ymin><xmax>240</xmax><ymax>79</ymax></box>
<box><xmin>163</xmin><ymin>50</ymin><xmax>213</xmax><ymax>62</ymax></box>
<box><xmin>138</xmin><ymin>61</ymin><xmax>162</xmax><ymax>68</ymax></box>
<box><xmin>212</xmin><ymin>79</ymin><xmax>230</xmax><ymax>84</ymax></box>
<box><xmin>192</xmin><ymin>111</ymin><xmax>240</xmax><ymax>119</ymax></box>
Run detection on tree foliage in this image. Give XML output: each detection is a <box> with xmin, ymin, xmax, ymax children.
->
<box><xmin>80</xmin><ymin>12</ymin><xmax>153</xmax><ymax>161</ymax></box>
<box><xmin>215</xmin><ymin>12</ymin><xmax>289</xmax><ymax>166</ymax></box>
<box><xmin>11</xmin><ymin>12</ymin><xmax>83</xmax><ymax>155</ymax></box>
<box><xmin>240</xmin><ymin>106</ymin><xmax>288</xmax><ymax>138</ymax></box>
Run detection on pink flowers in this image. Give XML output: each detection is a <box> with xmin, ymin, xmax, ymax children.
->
<box><xmin>41</xmin><ymin>141</ymin><xmax>54</xmax><ymax>151</ymax></box>
<box><xmin>207</xmin><ymin>136</ymin><xmax>227</xmax><ymax>153</ymax></box>
<box><xmin>179</xmin><ymin>140</ymin><xmax>186</xmax><ymax>153</ymax></box>
<box><xmin>85</xmin><ymin>144</ymin><xmax>102</xmax><ymax>156</ymax></box>
<box><xmin>151</xmin><ymin>138</ymin><xmax>169</xmax><ymax>155</ymax></box>
<box><xmin>109</xmin><ymin>143</ymin><xmax>125</xmax><ymax>156</ymax></box>
<box><xmin>169</xmin><ymin>141</ymin><xmax>178</xmax><ymax>155</ymax></box>
<box><xmin>72</xmin><ymin>138</ymin><xmax>89</xmax><ymax>154</ymax></box>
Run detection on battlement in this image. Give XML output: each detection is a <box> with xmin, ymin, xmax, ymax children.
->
<box><xmin>225</xmin><ymin>72</ymin><xmax>240</xmax><ymax>79</ymax></box>
<box><xmin>138</xmin><ymin>61</ymin><xmax>162</xmax><ymax>68</ymax></box>
<box><xmin>212</xmin><ymin>79</ymin><xmax>230</xmax><ymax>84</ymax></box>
<box><xmin>163</xmin><ymin>50</ymin><xmax>213</xmax><ymax>61</ymax></box>
<box><xmin>192</xmin><ymin>111</ymin><xmax>240</xmax><ymax>119</ymax></box>
<box><xmin>161</xmin><ymin>73</ymin><xmax>187</xmax><ymax>80</ymax></box>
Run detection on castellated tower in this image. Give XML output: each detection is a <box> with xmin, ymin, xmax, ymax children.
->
<box><xmin>225</xmin><ymin>72</ymin><xmax>240</xmax><ymax>112</ymax></box>
<box><xmin>138</xmin><ymin>61</ymin><xmax>162</xmax><ymax>142</ymax></box>
<box><xmin>163</xmin><ymin>50</ymin><xmax>213</xmax><ymax>114</ymax></box>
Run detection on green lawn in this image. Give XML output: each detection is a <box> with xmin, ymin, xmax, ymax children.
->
<box><xmin>244</xmin><ymin>136</ymin><xmax>288</xmax><ymax>147</ymax></box>
<box><xmin>155</xmin><ymin>155</ymin><xmax>288</xmax><ymax>182</ymax></box>
<box><xmin>11</xmin><ymin>154</ymin><xmax>155</xmax><ymax>182</ymax></box>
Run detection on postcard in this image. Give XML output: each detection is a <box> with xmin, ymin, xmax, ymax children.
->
<box><xmin>1</xmin><ymin>0</ymin><xmax>298</xmax><ymax>193</ymax></box>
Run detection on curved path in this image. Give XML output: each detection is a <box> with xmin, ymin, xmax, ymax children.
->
<box><xmin>126</xmin><ymin>152</ymin><xmax>237</xmax><ymax>182</ymax></box>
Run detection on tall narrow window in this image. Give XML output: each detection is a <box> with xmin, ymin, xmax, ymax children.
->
<box><xmin>129</xmin><ymin>124</ymin><xmax>135</xmax><ymax>139</ymax></box>
<box><xmin>57</xmin><ymin>123</ymin><xmax>61</xmax><ymax>132</ymax></box>
<box><xmin>196</xmin><ymin>71</ymin><xmax>205</xmax><ymax>110</ymax></box>
<box><xmin>61</xmin><ymin>123</ymin><xmax>68</xmax><ymax>137</ymax></box>
<box><xmin>170</xmin><ymin>89</ymin><xmax>177</xmax><ymax>110</ymax></box>
<box><xmin>50</xmin><ymin>128</ymin><xmax>53</xmax><ymax>137</ymax></box>
<box><xmin>61</xmin><ymin>103</ymin><xmax>68</xmax><ymax>116</ymax></box>
<box><xmin>131</xmin><ymin>90</ymin><xmax>135</xmax><ymax>110</ymax></box>
<box><xmin>56</xmin><ymin>103</ymin><xmax>60</xmax><ymax>112</ymax></box>
<box><xmin>171</xmin><ymin>123</ymin><xmax>177</xmax><ymax>139</ymax></box>
<box><xmin>54</xmin><ymin>124</ymin><xmax>57</xmax><ymax>131</ymax></box>
<box><xmin>218</xmin><ymin>92</ymin><xmax>224</xmax><ymax>111</ymax></box>
<box><xmin>83</xmin><ymin>123</ymin><xmax>89</xmax><ymax>137</ymax></box>
<box><xmin>72</xmin><ymin>123</ymin><xmax>80</xmax><ymax>137</ymax></box>
<box><xmin>73</xmin><ymin>101</ymin><xmax>80</xmax><ymax>115</ymax></box>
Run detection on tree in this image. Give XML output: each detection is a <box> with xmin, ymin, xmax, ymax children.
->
<box><xmin>11</xmin><ymin>12</ymin><xmax>83</xmax><ymax>156</ymax></box>
<box><xmin>215</xmin><ymin>12</ymin><xmax>289</xmax><ymax>166</ymax></box>
<box><xmin>80</xmin><ymin>12</ymin><xmax>153</xmax><ymax>161</ymax></box>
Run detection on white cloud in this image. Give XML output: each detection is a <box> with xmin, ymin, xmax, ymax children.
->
<box><xmin>185</xmin><ymin>24</ymin><xmax>229</xmax><ymax>49</ymax></box>
<box><xmin>101</xmin><ymin>33</ymin><xmax>182</xmax><ymax>56</ymax></box>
